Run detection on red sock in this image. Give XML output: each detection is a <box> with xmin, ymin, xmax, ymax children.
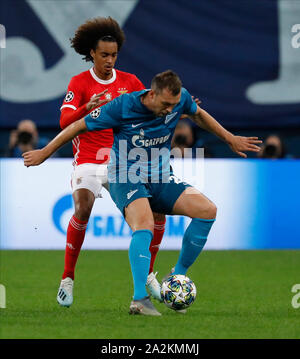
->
<box><xmin>149</xmin><ymin>219</ymin><xmax>166</xmax><ymax>274</ymax></box>
<box><xmin>62</xmin><ymin>215</ymin><xmax>88</xmax><ymax>280</ymax></box>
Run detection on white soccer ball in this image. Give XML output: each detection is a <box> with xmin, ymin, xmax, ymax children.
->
<box><xmin>161</xmin><ymin>274</ymin><xmax>197</xmax><ymax>311</ymax></box>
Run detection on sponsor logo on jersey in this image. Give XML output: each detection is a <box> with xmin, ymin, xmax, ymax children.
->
<box><xmin>132</xmin><ymin>129</ymin><xmax>171</xmax><ymax>148</ymax></box>
<box><xmin>105</xmin><ymin>92</ymin><xmax>112</xmax><ymax>100</ymax></box>
<box><xmin>65</xmin><ymin>91</ymin><xmax>74</xmax><ymax>102</ymax></box>
<box><xmin>90</xmin><ymin>108</ymin><xmax>101</xmax><ymax>119</ymax></box>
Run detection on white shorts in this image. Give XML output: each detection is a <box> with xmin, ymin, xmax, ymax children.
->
<box><xmin>71</xmin><ymin>163</ymin><xmax>108</xmax><ymax>198</ymax></box>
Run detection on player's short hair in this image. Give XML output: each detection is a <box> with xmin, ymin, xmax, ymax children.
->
<box><xmin>151</xmin><ymin>70</ymin><xmax>182</xmax><ymax>96</ymax></box>
<box><xmin>70</xmin><ymin>17</ymin><xmax>125</xmax><ymax>62</ymax></box>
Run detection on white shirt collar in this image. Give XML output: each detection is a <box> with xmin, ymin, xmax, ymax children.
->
<box><xmin>89</xmin><ymin>67</ymin><xmax>116</xmax><ymax>85</ymax></box>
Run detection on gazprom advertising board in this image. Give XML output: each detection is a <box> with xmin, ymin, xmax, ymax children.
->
<box><xmin>1</xmin><ymin>158</ymin><xmax>300</xmax><ymax>250</ymax></box>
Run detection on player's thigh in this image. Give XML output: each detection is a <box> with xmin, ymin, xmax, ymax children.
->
<box><xmin>125</xmin><ymin>197</ymin><xmax>154</xmax><ymax>233</ymax></box>
<box><xmin>149</xmin><ymin>176</ymin><xmax>191</xmax><ymax>214</ymax></box>
<box><xmin>172</xmin><ymin>187</ymin><xmax>217</xmax><ymax>219</ymax></box>
<box><xmin>109</xmin><ymin>181</ymin><xmax>151</xmax><ymax>215</ymax></box>
<box><xmin>71</xmin><ymin>163</ymin><xmax>108</xmax><ymax>199</ymax></box>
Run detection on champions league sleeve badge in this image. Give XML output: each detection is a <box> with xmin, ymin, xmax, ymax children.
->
<box><xmin>64</xmin><ymin>91</ymin><xmax>74</xmax><ymax>102</ymax></box>
<box><xmin>90</xmin><ymin>107</ymin><xmax>101</xmax><ymax>119</ymax></box>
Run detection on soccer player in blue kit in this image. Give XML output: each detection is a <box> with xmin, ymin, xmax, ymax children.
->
<box><xmin>23</xmin><ymin>70</ymin><xmax>262</xmax><ymax>316</ymax></box>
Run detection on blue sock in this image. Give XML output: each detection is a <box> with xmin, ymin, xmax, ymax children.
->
<box><xmin>128</xmin><ymin>229</ymin><xmax>153</xmax><ymax>300</ymax></box>
<box><xmin>174</xmin><ymin>218</ymin><xmax>215</xmax><ymax>275</ymax></box>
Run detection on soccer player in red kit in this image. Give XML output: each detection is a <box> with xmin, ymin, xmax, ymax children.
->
<box><xmin>57</xmin><ymin>17</ymin><xmax>165</xmax><ymax>307</ymax></box>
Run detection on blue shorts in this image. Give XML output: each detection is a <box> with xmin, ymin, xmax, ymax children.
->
<box><xmin>109</xmin><ymin>175</ymin><xmax>192</xmax><ymax>215</ymax></box>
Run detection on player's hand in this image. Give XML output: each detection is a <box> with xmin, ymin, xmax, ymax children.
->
<box><xmin>86</xmin><ymin>89</ymin><xmax>109</xmax><ymax>111</ymax></box>
<box><xmin>228</xmin><ymin>136</ymin><xmax>262</xmax><ymax>158</ymax></box>
<box><xmin>22</xmin><ymin>149</ymin><xmax>47</xmax><ymax>167</ymax></box>
<box><xmin>192</xmin><ymin>96</ymin><xmax>201</xmax><ymax>106</ymax></box>
<box><xmin>181</xmin><ymin>96</ymin><xmax>201</xmax><ymax>119</ymax></box>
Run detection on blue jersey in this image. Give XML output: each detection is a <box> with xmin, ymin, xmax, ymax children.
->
<box><xmin>84</xmin><ymin>88</ymin><xmax>197</xmax><ymax>183</ymax></box>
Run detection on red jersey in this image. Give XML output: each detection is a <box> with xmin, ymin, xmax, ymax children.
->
<box><xmin>60</xmin><ymin>68</ymin><xmax>145</xmax><ymax>165</ymax></box>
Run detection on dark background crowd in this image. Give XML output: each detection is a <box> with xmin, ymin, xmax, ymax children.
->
<box><xmin>2</xmin><ymin>118</ymin><xmax>299</xmax><ymax>160</ymax></box>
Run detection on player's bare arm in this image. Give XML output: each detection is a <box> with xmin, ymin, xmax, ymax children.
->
<box><xmin>189</xmin><ymin>106</ymin><xmax>262</xmax><ymax>158</ymax></box>
<box><xmin>23</xmin><ymin>119</ymin><xmax>88</xmax><ymax>167</ymax></box>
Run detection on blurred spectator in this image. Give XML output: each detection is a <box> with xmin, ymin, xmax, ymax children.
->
<box><xmin>172</xmin><ymin>120</ymin><xmax>194</xmax><ymax>150</ymax></box>
<box><xmin>7</xmin><ymin>119</ymin><xmax>50</xmax><ymax>157</ymax></box>
<box><xmin>257</xmin><ymin>134</ymin><xmax>291</xmax><ymax>159</ymax></box>
<box><xmin>171</xmin><ymin>119</ymin><xmax>214</xmax><ymax>158</ymax></box>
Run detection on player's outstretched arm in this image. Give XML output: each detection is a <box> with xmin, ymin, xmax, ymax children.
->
<box><xmin>189</xmin><ymin>106</ymin><xmax>262</xmax><ymax>158</ymax></box>
<box><xmin>22</xmin><ymin>118</ymin><xmax>87</xmax><ymax>167</ymax></box>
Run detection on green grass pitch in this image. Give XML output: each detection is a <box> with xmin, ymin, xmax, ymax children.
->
<box><xmin>0</xmin><ymin>250</ymin><xmax>300</xmax><ymax>339</ymax></box>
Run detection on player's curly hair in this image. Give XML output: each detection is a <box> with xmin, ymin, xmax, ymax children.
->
<box><xmin>70</xmin><ymin>17</ymin><xmax>125</xmax><ymax>62</ymax></box>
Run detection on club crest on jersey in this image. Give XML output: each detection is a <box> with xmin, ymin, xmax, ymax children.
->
<box><xmin>105</xmin><ymin>92</ymin><xmax>112</xmax><ymax>100</ymax></box>
<box><xmin>65</xmin><ymin>91</ymin><xmax>74</xmax><ymax>102</ymax></box>
<box><xmin>90</xmin><ymin>108</ymin><xmax>101</xmax><ymax>119</ymax></box>
<box><xmin>117</xmin><ymin>88</ymin><xmax>128</xmax><ymax>95</ymax></box>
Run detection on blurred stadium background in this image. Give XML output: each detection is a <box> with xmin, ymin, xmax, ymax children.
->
<box><xmin>1</xmin><ymin>0</ymin><xmax>300</xmax><ymax>250</ymax></box>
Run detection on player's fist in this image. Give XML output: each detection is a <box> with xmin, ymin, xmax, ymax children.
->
<box><xmin>22</xmin><ymin>149</ymin><xmax>46</xmax><ymax>167</ymax></box>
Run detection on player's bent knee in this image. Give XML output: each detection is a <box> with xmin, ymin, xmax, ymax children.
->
<box><xmin>197</xmin><ymin>202</ymin><xmax>217</xmax><ymax>220</ymax></box>
<box><xmin>74</xmin><ymin>203</ymin><xmax>93</xmax><ymax>222</ymax></box>
<box><xmin>135</xmin><ymin>218</ymin><xmax>154</xmax><ymax>233</ymax></box>
<box><xmin>142</xmin><ymin>219</ymin><xmax>154</xmax><ymax>233</ymax></box>
<box><xmin>206</xmin><ymin>203</ymin><xmax>217</xmax><ymax>219</ymax></box>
